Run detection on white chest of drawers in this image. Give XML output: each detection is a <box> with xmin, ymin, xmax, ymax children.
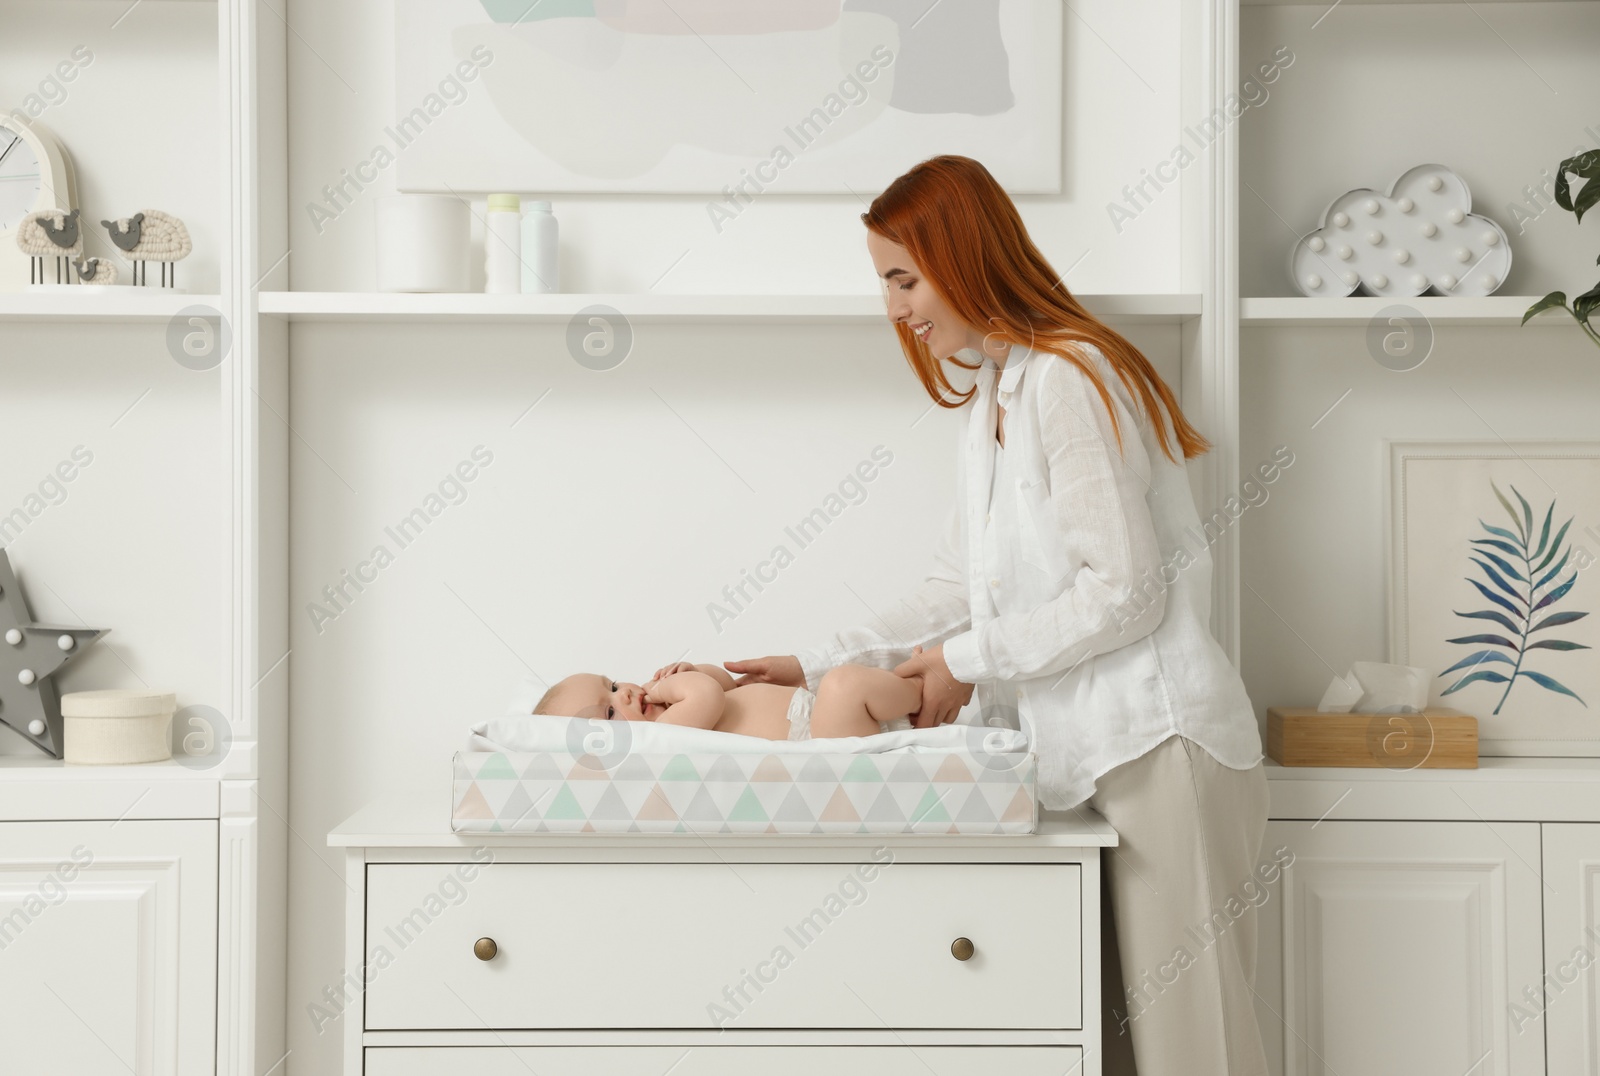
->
<box><xmin>330</xmin><ymin>795</ymin><xmax>1116</xmax><ymax>1075</ymax></box>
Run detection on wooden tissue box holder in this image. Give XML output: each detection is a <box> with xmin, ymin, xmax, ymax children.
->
<box><xmin>1266</xmin><ymin>706</ymin><xmax>1478</xmax><ymax>769</ymax></box>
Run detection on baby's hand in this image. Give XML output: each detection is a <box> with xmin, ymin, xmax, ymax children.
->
<box><xmin>650</xmin><ymin>661</ymin><xmax>698</xmax><ymax>683</ymax></box>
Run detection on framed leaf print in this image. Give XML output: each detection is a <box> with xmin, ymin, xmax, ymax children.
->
<box><xmin>1388</xmin><ymin>441</ymin><xmax>1600</xmax><ymax>755</ymax></box>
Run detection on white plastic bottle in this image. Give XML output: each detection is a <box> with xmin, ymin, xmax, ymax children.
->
<box><xmin>520</xmin><ymin>201</ymin><xmax>559</xmax><ymax>293</ymax></box>
<box><xmin>484</xmin><ymin>193</ymin><xmax>521</xmax><ymax>294</ymax></box>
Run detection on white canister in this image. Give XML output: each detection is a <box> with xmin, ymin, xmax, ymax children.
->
<box><xmin>60</xmin><ymin>689</ymin><xmax>177</xmax><ymax>765</ymax></box>
<box><xmin>484</xmin><ymin>193</ymin><xmax>522</xmax><ymax>294</ymax></box>
<box><xmin>374</xmin><ymin>195</ymin><xmax>469</xmax><ymax>293</ymax></box>
<box><xmin>520</xmin><ymin>200</ymin><xmax>559</xmax><ymax>293</ymax></box>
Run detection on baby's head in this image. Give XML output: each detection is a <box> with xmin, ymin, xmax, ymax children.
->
<box><xmin>534</xmin><ymin>673</ymin><xmax>662</xmax><ymax>722</ymax></box>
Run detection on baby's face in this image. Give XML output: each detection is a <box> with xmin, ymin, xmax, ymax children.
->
<box><xmin>563</xmin><ymin>673</ymin><xmax>663</xmax><ymax>723</ymax></box>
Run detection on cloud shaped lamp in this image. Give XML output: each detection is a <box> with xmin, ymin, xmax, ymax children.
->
<box><xmin>1290</xmin><ymin>163</ymin><xmax>1511</xmax><ymax>299</ymax></box>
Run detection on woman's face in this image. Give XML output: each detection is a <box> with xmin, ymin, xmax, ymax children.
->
<box><xmin>867</xmin><ymin>231</ymin><xmax>985</xmax><ymax>358</ymax></box>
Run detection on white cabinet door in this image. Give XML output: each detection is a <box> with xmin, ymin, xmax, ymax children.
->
<box><xmin>1543</xmin><ymin>823</ymin><xmax>1600</xmax><ymax>1075</ymax></box>
<box><xmin>1253</xmin><ymin>820</ymin><xmax>1543</xmax><ymax>1076</ymax></box>
<box><xmin>0</xmin><ymin>819</ymin><xmax>217</xmax><ymax>1075</ymax></box>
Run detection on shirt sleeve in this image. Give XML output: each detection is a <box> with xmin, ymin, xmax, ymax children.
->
<box><xmin>941</xmin><ymin>351</ymin><xmax>1167</xmax><ymax>685</ymax></box>
<box><xmin>792</xmin><ymin>497</ymin><xmax>972</xmax><ymax>692</ymax></box>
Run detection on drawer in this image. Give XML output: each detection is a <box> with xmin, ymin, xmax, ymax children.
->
<box><xmin>365</xmin><ymin>1045</ymin><xmax>1084</xmax><ymax>1075</ymax></box>
<box><xmin>364</xmin><ymin>862</ymin><xmax>1080</xmax><ymax>1030</ymax></box>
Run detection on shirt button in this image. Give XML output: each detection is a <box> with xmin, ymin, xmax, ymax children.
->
<box><xmin>989</xmin><ymin>577</ymin><xmax>1000</xmax><ymax>588</ymax></box>
<box><xmin>1016</xmin><ymin>688</ymin><xmax>1023</xmax><ymax>699</ymax></box>
<box><xmin>986</xmin><ymin>512</ymin><xmax>993</xmax><ymax>522</ymax></box>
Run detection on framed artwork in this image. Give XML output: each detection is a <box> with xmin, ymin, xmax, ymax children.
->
<box><xmin>391</xmin><ymin>0</ymin><xmax>1063</xmax><ymax>194</ymax></box>
<box><xmin>1388</xmin><ymin>440</ymin><xmax>1600</xmax><ymax>756</ymax></box>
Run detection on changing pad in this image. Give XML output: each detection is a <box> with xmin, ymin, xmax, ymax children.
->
<box><xmin>453</xmin><ymin>715</ymin><xmax>1037</xmax><ymax>835</ymax></box>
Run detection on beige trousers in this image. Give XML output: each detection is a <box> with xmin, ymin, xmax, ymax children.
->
<box><xmin>1086</xmin><ymin>733</ymin><xmax>1271</xmax><ymax>1076</ymax></box>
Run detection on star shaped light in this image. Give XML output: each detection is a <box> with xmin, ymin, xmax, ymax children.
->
<box><xmin>0</xmin><ymin>550</ymin><xmax>108</xmax><ymax>758</ymax></box>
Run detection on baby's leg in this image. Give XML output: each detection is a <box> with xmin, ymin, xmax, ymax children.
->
<box><xmin>811</xmin><ymin>664</ymin><xmax>923</xmax><ymax>738</ymax></box>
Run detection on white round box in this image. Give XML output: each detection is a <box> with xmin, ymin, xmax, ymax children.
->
<box><xmin>60</xmin><ymin>689</ymin><xmax>177</xmax><ymax>765</ymax></box>
<box><xmin>375</xmin><ymin>194</ymin><xmax>470</xmax><ymax>293</ymax></box>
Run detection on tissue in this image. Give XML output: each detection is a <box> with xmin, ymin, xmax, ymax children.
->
<box><xmin>1318</xmin><ymin>661</ymin><xmax>1430</xmax><ymax>714</ymax></box>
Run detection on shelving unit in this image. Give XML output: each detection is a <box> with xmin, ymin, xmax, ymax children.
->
<box><xmin>1240</xmin><ymin>294</ymin><xmax>1574</xmax><ymax>327</ymax></box>
<box><xmin>257</xmin><ymin>291</ymin><xmax>1203</xmax><ymax>324</ymax></box>
<box><xmin>0</xmin><ymin>290</ymin><xmax>225</xmax><ymax>322</ymax></box>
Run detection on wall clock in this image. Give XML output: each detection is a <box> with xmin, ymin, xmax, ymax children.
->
<box><xmin>0</xmin><ymin>117</ymin><xmax>79</xmax><ymax>292</ymax></box>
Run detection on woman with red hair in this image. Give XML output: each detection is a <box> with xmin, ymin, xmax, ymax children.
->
<box><xmin>729</xmin><ymin>155</ymin><xmax>1269</xmax><ymax>1075</ymax></box>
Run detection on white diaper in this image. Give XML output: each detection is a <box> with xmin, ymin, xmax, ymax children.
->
<box><xmin>785</xmin><ymin>687</ymin><xmax>914</xmax><ymax>741</ymax></box>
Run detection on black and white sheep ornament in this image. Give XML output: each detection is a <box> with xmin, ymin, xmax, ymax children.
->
<box><xmin>15</xmin><ymin>208</ymin><xmax>83</xmax><ymax>285</ymax></box>
<box><xmin>101</xmin><ymin>210</ymin><xmax>192</xmax><ymax>287</ymax></box>
<box><xmin>74</xmin><ymin>257</ymin><xmax>118</xmax><ymax>285</ymax></box>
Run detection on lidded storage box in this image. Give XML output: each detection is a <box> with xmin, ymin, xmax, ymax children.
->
<box><xmin>60</xmin><ymin>689</ymin><xmax>177</xmax><ymax>765</ymax></box>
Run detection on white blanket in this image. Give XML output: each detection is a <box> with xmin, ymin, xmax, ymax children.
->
<box><xmin>468</xmin><ymin>712</ymin><xmax>1030</xmax><ymax>756</ymax></box>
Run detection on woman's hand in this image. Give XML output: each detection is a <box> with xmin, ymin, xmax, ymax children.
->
<box><xmin>723</xmin><ymin>654</ymin><xmax>805</xmax><ymax>688</ymax></box>
<box><xmin>894</xmin><ymin>644</ymin><xmax>974</xmax><ymax>728</ymax></box>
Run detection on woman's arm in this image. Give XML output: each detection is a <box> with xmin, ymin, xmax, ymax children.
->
<box><xmin>940</xmin><ymin>351</ymin><xmax>1167</xmax><ymax>684</ymax></box>
<box><xmin>789</xmin><ymin>497</ymin><xmax>972</xmax><ymax>692</ymax></box>
<box><xmin>645</xmin><ymin>671</ymin><xmax>726</xmax><ymax>729</ymax></box>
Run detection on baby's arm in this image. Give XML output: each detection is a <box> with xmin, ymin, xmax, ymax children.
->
<box><xmin>645</xmin><ymin>671</ymin><xmax>725</xmax><ymax>729</ymax></box>
<box><xmin>651</xmin><ymin>661</ymin><xmax>736</xmax><ymax>692</ymax></box>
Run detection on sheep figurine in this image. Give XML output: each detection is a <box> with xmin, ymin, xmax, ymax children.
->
<box><xmin>101</xmin><ymin>210</ymin><xmax>191</xmax><ymax>287</ymax></box>
<box><xmin>74</xmin><ymin>257</ymin><xmax>118</xmax><ymax>285</ymax></box>
<box><xmin>15</xmin><ymin>208</ymin><xmax>83</xmax><ymax>285</ymax></box>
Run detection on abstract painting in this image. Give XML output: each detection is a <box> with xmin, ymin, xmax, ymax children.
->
<box><xmin>1389</xmin><ymin>441</ymin><xmax>1600</xmax><ymax>755</ymax></box>
<box><xmin>392</xmin><ymin>0</ymin><xmax>1063</xmax><ymax>194</ymax></box>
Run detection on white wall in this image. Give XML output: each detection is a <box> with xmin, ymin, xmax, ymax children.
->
<box><xmin>281</xmin><ymin>3</ymin><xmax>1191</xmax><ymax>1073</ymax></box>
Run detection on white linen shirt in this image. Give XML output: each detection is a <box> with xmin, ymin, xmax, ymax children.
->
<box><xmin>793</xmin><ymin>340</ymin><xmax>1263</xmax><ymax>810</ymax></box>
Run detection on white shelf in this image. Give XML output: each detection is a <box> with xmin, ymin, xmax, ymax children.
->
<box><xmin>258</xmin><ymin>291</ymin><xmax>1203</xmax><ymax>325</ymax></box>
<box><xmin>0</xmin><ymin>290</ymin><xmax>224</xmax><ymax>323</ymax></box>
<box><xmin>1241</xmin><ymin>294</ymin><xmax>1579</xmax><ymax>327</ymax></box>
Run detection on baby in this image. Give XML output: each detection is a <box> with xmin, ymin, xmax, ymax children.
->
<box><xmin>534</xmin><ymin>660</ymin><xmax>925</xmax><ymax>741</ymax></box>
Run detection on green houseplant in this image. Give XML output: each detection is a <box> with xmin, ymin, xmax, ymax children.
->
<box><xmin>1523</xmin><ymin>150</ymin><xmax>1600</xmax><ymax>348</ymax></box>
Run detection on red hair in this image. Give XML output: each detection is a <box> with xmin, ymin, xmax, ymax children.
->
<box><xmin>864</xmin><ymin>155</ymin><xmax>1210</xmax><ymax>464</ymax></box>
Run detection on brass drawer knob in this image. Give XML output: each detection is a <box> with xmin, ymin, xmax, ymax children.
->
<box><xmin>473</xmin><ymin>937</ymin><xmax>498</xmax><ymax>961</ymax></box>
<box><xmin>950</xmin><ymin>937</ymin><xmax>975</xmax><ymax>961</ymax></box>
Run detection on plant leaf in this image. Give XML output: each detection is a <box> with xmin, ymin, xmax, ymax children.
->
<box><xmin>1516</xmin><ymin>669</ymin><xmax>1586</xmax><ymax>706</ymax></box>
<box><xmin>1536</xmin><ymin>548</ymin><xmax>1572</xmax><ymax>591</ymax></box>
<box><xmin>1511</xmin><ymin>484</ymin><xmax>1534</xmax><ymax>543</ymax></box>
<box><xmin>1466</xmin><ymin>578</ymin><xmax>1524</xmax><ymax>619</ymax></box>
<box><xmin>1492</xmin><ymin>481</ymin><xmax>1526</xmax><ymax>544</ymax></box>
<box><xmin>1522</xmin><ymin>291</ymin><xmax>1569</xmax><ymax>325</ymax></box>
<box><xmin>1445</xmin><ymin>633</ymin><xmax>1521</xmax><ymax>651</ymax></box>
<box><xmin>1531</xmin><ymin>609</ymin><xmax>1589</xmax><ymax>632</ymax></box>
<box><xmin>1534</xmin><ymin>518</ymin><xmax>1573</xmax><ymax>575</ymax></box>
<box><xmin>1532</xmin><ymin>573</ymin><xmax>1578</xmax><ymax>613</ymax></box>
<box><xmin>1454</xmin><ymin>608</ymin><xmax>1523</xmax><ymax>634</ymax></box>
<box><xmin>1532</xmin><ymin>501</ymin><xmax>1554</xmax><ymax>560</ymax></box>
<box><xmin>1473</xmin><ymin>550</ymin><xmax>1528</xmax><ymax>584</ymax></box>
<box><xmin>1441</xmin><ymin>670</ymin><xmax>1511</xmax><ymax>694</ymax></box>
<box><xmin>1477</xmin><ymin>519</ymin><xmax>1523</xmax><ymax>545</ymax></box>
<box><xmin>1439</xmin><ymin>650</ymin><xmax>1518</xmax><ymax>676</ymax></box>
<box><xmin>1472</xmin><ymin>537</ymin><xmax>1526</xmax><ymax>559</ymax></box>
<box><xmin>1526</xmin><ymin>639</ymin><xmax>1592</xmax><ymax>651</ymax></box>
<box><xmin>1573</xmin><ymin>281</ymin><xmax>1600</xmax><ymax>323</ymax></box>
<box><xmin>1471</xmin><ymin>558</ymin><xmax>1528</xmax><ymax>604</ymax></box>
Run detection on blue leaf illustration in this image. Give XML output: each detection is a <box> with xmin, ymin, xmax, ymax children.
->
<box><xmin>1454</xmin><ymin>608</ymin><xmax>1523</xmax><ymax>635</ymax></box>
<box><xmin>1441</xmin><ymin>670</ymin><xmax>1511</xmax><ymax>695</ymax></box>
<box><xmin>1442</xmin><ymin>485</ymin><xmax>1589</xmax><ymax>714</ymax></box>
<box><xmin>1516</xmin><ymin>669</ymin><xmax>1585</xmax><ymax>705</ymax></box>
<box><xmin>1439</xmin><ymin>650</ymin><xmax>1518</xmax><ymax>676</ymax></box>
<box><xmin>1531</xmin><ymin>610</ymin><xmax>1589</xmax><ymax>633</ymax></box>
<box><xmin>1471</xmin><ymin>557</ymin><xmax>1526</xmax><ymax>601</ymax></box>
